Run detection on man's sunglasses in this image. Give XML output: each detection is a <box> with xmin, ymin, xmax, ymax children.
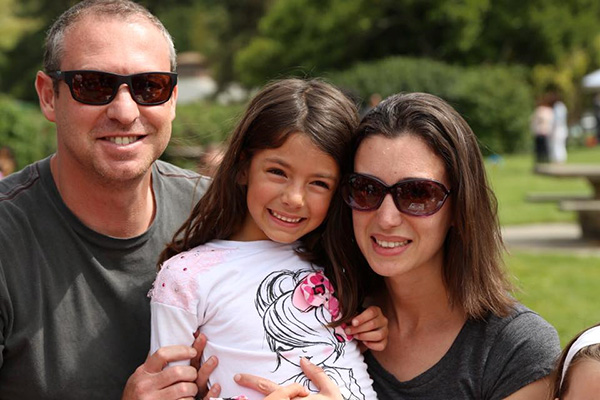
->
<box><xmin>48</xmin><ymin>70</ymin><xmax>177</xmax><ymax>106</ymax></box>
<box><xmin>341</xmin><ymin>173</ymin><xmax>451</xmax><ymax>216</ymax></box>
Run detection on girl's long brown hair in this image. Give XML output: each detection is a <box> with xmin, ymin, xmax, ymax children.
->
<box><xmin>158</xmin><ymin>78</ymin><xmax>361</xmax><ymax>323</ymax></box>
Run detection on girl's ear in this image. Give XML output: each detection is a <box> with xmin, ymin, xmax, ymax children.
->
<box><xmin>237</xmin><ymin>153</ymin><xmax>249</xmax><ymax>184</ymax></box>
<box><xmin>238</xmin><ymin>166</ymin><xmax>248</xmax><ymax>185</ymax></box>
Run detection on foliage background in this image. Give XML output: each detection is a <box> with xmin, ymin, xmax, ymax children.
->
<box><xmin>3</xmin><ymin>0</ymin><xmax>600</xmax><ymax>167</ymax></box>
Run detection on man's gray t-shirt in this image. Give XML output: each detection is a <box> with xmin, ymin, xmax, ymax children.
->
<box><xmin>0</xmin><ymin>156</ymin><xmax>209</xmax><ymax>399</ymax></box>
<box><xmin>365</xmin><ymin>303</ymin><xmax>560</xmax><ymax>399</ymax></box>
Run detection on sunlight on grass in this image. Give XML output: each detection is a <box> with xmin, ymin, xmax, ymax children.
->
<box><xmin>490</xmin><ymin>146</ymin><xmax>600</xmax><ymax>346</ymax></box>
<box><xmin>486</xmin><ymin>147</ymin><xmax>600</xmax><ymax>226</ymax></box>
<box><xmin>506</xmin><ymin>251</ymin><xmax>600</xmax><ymax>346</ymax></box>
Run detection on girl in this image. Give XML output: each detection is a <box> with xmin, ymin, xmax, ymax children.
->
<box><xmin>549</xmin><ymin>324</ymin><xmax>600</xmax><ymax>399</ymax></box>
<box><xmin>149</xmin><ymin>79</ymin><xmax>381</xmax><ymax>400</ymax></box>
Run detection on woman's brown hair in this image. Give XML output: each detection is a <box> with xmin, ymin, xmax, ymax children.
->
<box><xmin>158</xmin><ymin>78</ymin><xmax>361</xmax><ymax>323</ymax></box>
<box><xmin>325</xmin><ymin>92</ymin><xmax>515</xmax><ymax>319</ymax></box>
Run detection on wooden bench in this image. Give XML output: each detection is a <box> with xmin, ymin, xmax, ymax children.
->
<box><xmin>558</xmin><ymin>200</ymin><xmax>600</xmax><ymax>240</ymax></box>
<box><xmin>560</xmin><ymin>199</ymin><xmax>600</xmax><ymax>212</ymax></box>
<box><xmin>525</xmin><ymin>193</ymin><xmax>592</xmax><ymax>203</ymax></box>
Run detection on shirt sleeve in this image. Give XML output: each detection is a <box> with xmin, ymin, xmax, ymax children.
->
<box><xmin>483</xmin><ymin>310</ymin><xmax>560</xmax><ymax>400</ymax></box>
<box><xmin>149</xmin><ymin>259</ymin><xmax>201</xmax><ymax>367</ymax></box>
<box><xmin>150</xmin><ymin>301</ymin><xmax>198</xmax><ymax>367</ymax></box>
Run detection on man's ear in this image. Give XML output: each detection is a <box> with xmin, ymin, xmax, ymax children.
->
<box><xmin>35</xmin><ymin>71</ymin><xmax>57</xmax><ymax>123</ymax></box>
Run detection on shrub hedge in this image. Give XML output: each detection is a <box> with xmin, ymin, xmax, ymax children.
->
<box><xmin>0</xmin><ymin>95</ymin><xmax>55</xmax><ymax>170</ymax></box>
<box><xmin>330</xmin><ymin>56</ymin><xmax>534</xmax><ymax>154</ymax></box>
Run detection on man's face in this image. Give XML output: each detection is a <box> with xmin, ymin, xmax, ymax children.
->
<box><xmin>44</xmin><ymin>15</ymin><xmax>177</xmax><ymax>185</ymax></box>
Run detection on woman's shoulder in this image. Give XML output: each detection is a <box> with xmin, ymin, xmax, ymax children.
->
<box><xmin>470</xmin><ymin>303</ymin><xmax>560</xmax><ymax>373</ymax></box>
<box><xmin>485</xmin><ymin>303</ymin><xmax>557</xmax><ymax>337</ymax></box>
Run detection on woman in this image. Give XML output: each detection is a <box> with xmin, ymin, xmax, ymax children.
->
<box><xmin>328</xmin><ymin>92</ymin><xmax>560</xmax><ymax>399</ymax></box>
<box><xmin>208</xmin><ymin>92</ymin><xmax>561</xmax><ymax>399</ymax></box>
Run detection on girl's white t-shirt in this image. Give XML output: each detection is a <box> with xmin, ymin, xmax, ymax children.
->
<box><xmin>149</xmin><ymin>240</ymin><xmax>377</xmax><ymax>400</ymax></box>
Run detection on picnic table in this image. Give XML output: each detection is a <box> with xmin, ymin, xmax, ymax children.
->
<box><xmin>530</xmin><ymin>163</ymin><xmax>600</xmax><ymax>240</ymax></box>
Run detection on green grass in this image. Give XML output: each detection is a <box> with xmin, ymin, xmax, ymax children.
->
<box><xmin>487</xmin><ymin>146</ymin><xmax>600</xmax><ymax>346</ymax></box>
<box><xmin>506</xmin><ymin>251</ymin><xmax>600</xmax><ymax>347</ymax></box>
<box><xmin>486</xmin><ymin>146</ymin><xmax>600</xmax><ymax>226</ymax></box>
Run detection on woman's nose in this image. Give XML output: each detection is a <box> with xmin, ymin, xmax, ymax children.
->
<box><xmin>376</xmin><ymin>194</ymin><xmax>403</xmax><ymax>229</ymax></box>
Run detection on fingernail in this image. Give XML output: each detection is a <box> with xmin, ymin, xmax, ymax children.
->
<box><xmin>234</xmin><ymin>374</ymin><xmax>241</xmax><ymax>382</ymax></box>
<box><xmin>352</xmin><ymin>318</ymin><xmax>359</xmax><ymax>326</ymax></box>
<box><xmin>206</xmin><ymin>356</ymin><xmax>215</xmax><ymax>366</ymax></box>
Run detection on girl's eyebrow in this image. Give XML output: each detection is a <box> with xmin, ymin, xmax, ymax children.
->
<box><xmin>264</xmin><ymin>156</ymin><xmax>338</xmax><ymax>180</ymax></box>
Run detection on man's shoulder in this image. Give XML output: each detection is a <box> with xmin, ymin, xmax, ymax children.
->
<box><xmin>0</xmin><ymin>160</ymin><xmax>44</xmax><ymax>204</ymax></box>
<box><xmin>154</xmin><ymin>159</ymin><xmax>201</xmax><ymax>179</ymax></box>
<box><xmin>154</xmin><ymin>160</ymin><xmax>209</xmax><ymax>185</ymax></box>
<box><xmin>153</xmin><ymin>159</ymin><xmax>211</xmax><ymax>200</ymax></box>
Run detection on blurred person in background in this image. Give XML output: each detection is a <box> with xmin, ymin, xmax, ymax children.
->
<box><xmin>0</xmin><ymin>146</ymin><xmax>16</xmax><ymax>179</ymax></box>
<box><xmin>530</xmin><ymin>94</ymin><xmax>554</xmax><ymax>164</ymax></box>
<box><xmin>549</xmin><ymin>92</ymin><xmax>568</xmax><ymax>164</ymax></box>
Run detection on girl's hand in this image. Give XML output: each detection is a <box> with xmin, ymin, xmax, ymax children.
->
<box><xmin>344</xmin><ymin>305</ymin><xmax>388</xmax><ymax>352</ymax></box>
<box><xmin>189</xmin><ymin>331</ymin><xmax>222</xmax><ymax>400</ymax></box>
<box><xmin>235</xmin><ymin>358</ymin><xmax>343</xmax><ymax>400</ymax></box>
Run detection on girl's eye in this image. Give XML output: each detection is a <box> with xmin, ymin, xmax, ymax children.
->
<box><xmin>312</xmin><ymin>180</ymin><xmax>330</xmax><ymax>189</ymax></box>
<box><xmin>267</xmin><ymin>168</ymin><xmax>286</xmax><ymax>177</ymax></box>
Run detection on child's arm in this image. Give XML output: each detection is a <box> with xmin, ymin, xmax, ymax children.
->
<box><xmin>344</xmin><ymin>305</ymin><xmax>388</xmax><ymax>352</ymax></box>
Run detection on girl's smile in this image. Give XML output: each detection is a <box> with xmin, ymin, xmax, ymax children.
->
<box><xmin>232</xmin><ymin>133</ymin><xmax>339</xmax><ymax>243</ymax></box>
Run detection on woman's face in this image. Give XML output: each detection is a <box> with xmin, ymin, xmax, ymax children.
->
<box><xmin>351</xmin><ymin>134</ymin><xmax>452</xmax><ymax>281</ymax></box>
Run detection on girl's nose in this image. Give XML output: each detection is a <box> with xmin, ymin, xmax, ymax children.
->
<box><xmin>282</xmin><ymin>184</ymin><xmax>305</xmax><ymax>209</ymax></box>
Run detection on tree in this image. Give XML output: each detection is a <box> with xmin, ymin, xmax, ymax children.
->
<box><xmin>235</xmin><ymin>0</ymin><xmax>600</xmax><ymax>86</ymax></box>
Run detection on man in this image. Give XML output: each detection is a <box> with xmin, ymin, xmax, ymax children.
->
<box><xmin>0</xmin><ymin>1</ymin><xmax>212</xmax><ymax>398</ymax></box>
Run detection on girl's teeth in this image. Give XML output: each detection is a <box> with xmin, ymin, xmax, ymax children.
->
<box><xmin>272</xmin><ymin>210</ymin><xmax>301</xmax><ymax>223</ymax></box>
<box><xmin>375</xmin><ymin>238</ymin><xmax>409</xmax><ymax>248</ymax></box>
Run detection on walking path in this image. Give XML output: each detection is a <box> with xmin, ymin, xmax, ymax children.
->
<box><xmin>502</xmin><ymin>222</ymin><xmax>600</xmax><ymax>256</ymax></box>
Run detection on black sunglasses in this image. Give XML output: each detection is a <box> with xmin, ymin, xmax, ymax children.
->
<box><xmin>341</xmin><ymin>173</ymin><xmax>451</xmax><ymax>216</ymax></box>
<box><xmin>48</xmin><ymin>70</ymin><xmax>177</xmax><ymax>106</ymax></box>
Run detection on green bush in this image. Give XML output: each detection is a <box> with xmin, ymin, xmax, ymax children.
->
<box><xmin>0</xmin><ymin>95</ymin><xmax>55</xmax><ymax>170</ymax></box>
<box><xmin>171</xmin><ymin>101</ymin><xmax>244</xmax><ymax>146</ymax></box>
<box><xmin>330</xmin><ymin>57</ymin><xmax>534</xmax><ymax>154</ymax></box>
<box><xmin>164</xmin><ymin>101</ymin><xmax>245</xmax><ymax>168</ymax></box>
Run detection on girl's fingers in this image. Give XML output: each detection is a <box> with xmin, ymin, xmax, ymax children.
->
<box><xmin>234</xmin><ymin>373</ymin><xmax>281</xmax><ymax>394</ymax></box>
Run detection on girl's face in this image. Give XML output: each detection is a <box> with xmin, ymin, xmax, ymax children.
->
<box><xmin>234</xmin><ymin>133</ymin><xmax>339</xmax><ymax>243</ymax></box>
<box><xmin>561</xmin><ymin>359</ymin><xmax>600</xmax><ymax>400</ymax></box>
<box><xmin>351</xmin><ymin>134</ymin><xmax>452</xmax><ymax>281</ymax></box>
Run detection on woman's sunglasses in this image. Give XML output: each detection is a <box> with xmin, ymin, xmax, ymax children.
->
<box><xmin>48</xmin><ymin>70</ymin><xmax>177</xmax><ymax>106</ymax></box>
<box><xmin>341</xmin><ymin>173</ymin><xmax>451</xmax><ymax>216</ymax></box>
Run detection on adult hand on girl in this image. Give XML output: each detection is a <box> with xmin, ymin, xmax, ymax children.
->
<box><xmin>345</xmin><ymin>305</ymin><xmax>388</xmax><ymax>352</ymax></box>
<box><xmin>122</xmin><ymin>345</ymin><xmax>199</xmax><ymax>400</ymax></box>
<box><xmin>235</xmin><ymin>357</ymin><xmax>343</xmax><ymax>400</ymax></box>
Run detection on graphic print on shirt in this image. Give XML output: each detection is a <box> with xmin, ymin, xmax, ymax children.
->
<box><xmin>255</xmin><ymin>269</ymin><xmax>365</xmax><ymax>400</ymax></box>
